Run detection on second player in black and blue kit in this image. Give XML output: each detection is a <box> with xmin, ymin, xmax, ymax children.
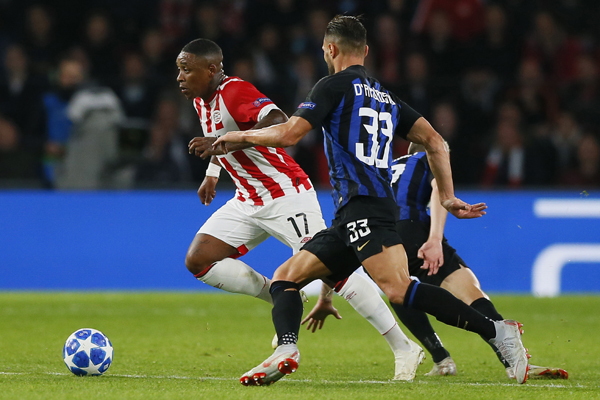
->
<box><xmin>391</xmin><ymin>150</ymin><xmax>469</xmax><ymax>286</ymax></box>
<box><xmin>387</xmin><ymin>149</ymin><xmax>568</xmax><ymax>379</ymax></box>
<box><xmin>391</xmin><ymin>151</ymin><xmax>433</xmax><ymax>223</ymax></box>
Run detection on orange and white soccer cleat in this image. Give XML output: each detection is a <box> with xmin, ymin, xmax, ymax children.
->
<box><xmin>240</xmin><ymin>344</ymin><xmax>300</xmax><ymax>386</ymax></box>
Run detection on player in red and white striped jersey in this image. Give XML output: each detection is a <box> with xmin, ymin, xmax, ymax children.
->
<box><xmin>177</xmin><ymin>39</ymin><xmax>421</xmax><ymax>380</ymax></box>
<box><xmin>192</xmin><ymin>76</ymin><xmax>313</xmax><ymax>206</ymax></box>
<box><xmin>179</xmin><ymin>39</ymin><xmax>323</xmax><ymax>292</ymax></box>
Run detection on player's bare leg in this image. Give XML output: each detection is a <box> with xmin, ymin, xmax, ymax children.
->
<box><xmin>359</xmin><ymin>244</ymin><xmax>412</xmax><ymax>304</ymax></box>
<box><xmin>441</xmin><ymin>266</ymin><xmax>488</xmax><ymax>305</ymax></box>
<box><xmin>185</xmin><ymin>233</ymin><xmax>272</xmax><ymax>303</ymax></box>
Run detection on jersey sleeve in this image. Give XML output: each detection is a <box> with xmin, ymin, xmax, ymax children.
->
<box><xmin>292</xmin><ymin>77</ymin><xmax>337</xmax><ymax>129</ymax></box>
<box><xmin>220</xmin><ymin>80</ymin><xmax>278</xmax><ymax>125</ymax></box>
<box><xmin>392</xmin><ymin>96</ymin><xmax>422</xmax><ymax>139</ymax></box>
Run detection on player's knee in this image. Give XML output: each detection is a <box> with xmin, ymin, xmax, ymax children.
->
<box><xmin>385</xmin><ymin>288</ymin><xmax>406</xmax><ymax>305</ymax></box>
<box><xmin>185</xmin><ymin>251</ymin><xmax>213</xmax><ymax>276</ymax></box>
<box><xmin>380</xmin><ymin>280</ymin><xmax>411</xmax><ymax>305</ymax></box>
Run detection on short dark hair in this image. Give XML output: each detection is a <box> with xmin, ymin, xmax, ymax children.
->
<box><xmin>325</xmin><ymin>15</ymin><xmax>367</xmax><ymax>55</ymax></box>
<box><xmin>181</xmin><ymin>38</ymin><xmax>222</xmax><ymax>58</ymax></box>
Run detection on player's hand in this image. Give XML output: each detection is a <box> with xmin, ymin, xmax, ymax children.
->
<box><xmin>441</xmin><ymin>198</ymin><xmax>487</xmax><ymax>219</ymax></box>
<box><xmin>301</xmin><ymin>299</ymin><xmax>342</xmax><ymax>333</ymax></box>
<box><xmin>212</xmin><ymin>131</ymin><xmax>246</xmax><ymax>151</ymax></box>
<box><xmin>418</xmin><ymin>240</ymin><xmax>444</xmax><ymax>276</ymax></box>
<box><xmin>189</xmin><ymin>137</ymin><xmax>227</xmax><ymax>158</ymax></box>
<box><xmin>198</xmin><ymin>176</ymin><xmax>218</xmax><ymax>205</ymax></box>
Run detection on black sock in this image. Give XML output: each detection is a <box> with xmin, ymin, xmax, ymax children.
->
<box><xmin>470</xmin><ymin>297</ymin><xmax>509</xmax><ymax>368</ymax></box>
<box><xmin>270</xmin><ymin>281</ymin><xmax>303</xmax><ymax>346</ymax></box>
<box><xmin>391</xmin><ymin>302</ymin><xmax>450</xmax><ymax>363</ymax></box>
<box><xmin>404</xmin><ymin>280</ymin><xmax>496</xmax><ymax>340</ymax></box>
<box><xmin>470</xmin><ymin>297</ymin><xmax>503</xmax><ymax>321</ymax></box>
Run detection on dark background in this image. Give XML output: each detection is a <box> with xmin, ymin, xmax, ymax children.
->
<box><xmin>1</xmin><ymin>0</ymin><xmax>599</xmax><ymax>190</ymax></box>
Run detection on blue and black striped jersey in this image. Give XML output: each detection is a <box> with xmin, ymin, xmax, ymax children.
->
<box><xmin>293</xmin><ymin>65</ymin><xmax>421</xmax><ymax>212</ymax></box>
<box><xmin>391</xmin><ymin>152</ymin><xmax>434</xmax><ymax>223</ymax></box>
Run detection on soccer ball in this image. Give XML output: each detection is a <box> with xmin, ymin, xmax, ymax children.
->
<box><xmin>63</xmin><ymin>328</ymin><xmax>113</xmax><ymax>376</ymax></box>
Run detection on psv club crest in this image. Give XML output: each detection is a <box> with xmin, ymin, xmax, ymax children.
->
<box><xmin>212</xmin><ymin>110</ymin><xmax>222</xmax><ymax>124</ymax></box>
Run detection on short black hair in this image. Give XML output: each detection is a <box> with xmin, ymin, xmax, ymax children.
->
<box><xmin>181</xmin><ymin>38</ymin><xmax>222</xmax><ymax>58</ymax></box>
<box><xmin>325</xmin><ymin>15</ymin><xmax>367</xmax><ymax>55</ymax></box>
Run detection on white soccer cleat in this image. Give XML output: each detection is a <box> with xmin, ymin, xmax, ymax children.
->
<box><xmin>240</xmin><ymin>344</ymin><xmax>300</xmax><ymax>386</ymax></box>
<box><xmin>490</xmin><ymin>320</ymin><xmax>529</xmax><ymax>384</ymax></box>
<box><xmin>505</xmin><ymin>366</ymin><xmax>515</xmax><ymax>380</ymax></box>
<box><xmin>393</xmin><ymin>339</ymin><xmax>425</xmax><ymax>381</ymax></box>
<box><xmin>424</xmin><ymin>356</ymin><xmax>457</xmax><ymax>376</ymax></box>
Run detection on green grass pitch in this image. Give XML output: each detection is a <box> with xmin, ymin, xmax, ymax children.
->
<box><xmin>1</xmin><ymin>293</ymin><xmax>598</xmax><ymax>399</ymax></box>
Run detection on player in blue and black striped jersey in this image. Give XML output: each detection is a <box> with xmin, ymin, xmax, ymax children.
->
<box><xmin>295</xmin><ymin>63</ymin><xmax>422</xmax><ymax>212</ymax></box>
<box><xmin>388</xmin><ymin>145</ymin><xmax>568</xmax><ymax>380</ymax></box>
<box><xmin>391</xmin><ymin>151</ymin><xmax>435</xmax><ymax>224</ymax></box>
<box><xmin>214</xmin><ymin>15</ymin><xmax>530</xmax><ymax>386</ymax></box>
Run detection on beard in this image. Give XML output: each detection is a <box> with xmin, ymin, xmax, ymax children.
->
<box><xmin>326</xmin><ymin>60</ymin><xmax>335</xmax><ymax>75</ymax></box>
<box><xmin>324</xmin><ymin>53</ymin><xmax>335</xmax><ymax>75</ymax></box>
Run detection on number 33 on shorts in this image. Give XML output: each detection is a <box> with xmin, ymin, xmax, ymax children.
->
<box><xmin>346</xmin><ymin>219</ymin><xmax>371</xmax><ymax>243</ymax></box>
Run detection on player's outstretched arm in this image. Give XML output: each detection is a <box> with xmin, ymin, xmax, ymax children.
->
<box><xmin>301</xmin><ymin>282</ymin><xmax>342</xmax><ymax>333</ymax></box>
<box><xmin>406</xmin><ymin>118</ymin><xmax>487</xmax><ymax>219</ymax></box>
<box><xmin>213</xmin><ymin>116</ymin><xmax>312</xmax><ymax>150</ymax></box>
<box><xmin>189</xmin><ymin>110</ymin><xmax>289</xmax><ymax>158</ymax></box>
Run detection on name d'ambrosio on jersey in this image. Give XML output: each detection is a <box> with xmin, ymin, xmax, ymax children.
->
<box><xmin>353</xmin><ymin>83</ymin><xmax>396</xmax><ymax>105</ymax></box>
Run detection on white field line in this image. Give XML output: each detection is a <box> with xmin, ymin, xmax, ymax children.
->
<box><xmin>0</xmin><ymin>371</ymin><xmax>591</xmax><ymax>389</ymax></box>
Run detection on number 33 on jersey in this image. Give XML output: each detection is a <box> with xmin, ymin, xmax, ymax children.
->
<box><xmin>293</xmin><ymin>65</ymin><xmax>423</xmax><ymax>212</ymax></box>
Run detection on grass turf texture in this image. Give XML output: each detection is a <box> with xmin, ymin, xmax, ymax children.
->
<box><xmin>0</xmin><ymin>293</ymin><xmax>598</xmax><ymax>400</ymax></box>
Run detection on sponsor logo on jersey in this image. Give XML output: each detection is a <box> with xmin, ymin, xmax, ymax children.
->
<box><xmin>253</xmin><ymin>97</ymin><xmax>272</xmax><ymax>107</ymax></box>
<box><xmin>298</xmin><ymin>102</ymin><xmax>316</xmax><ymax>109</ymax></box>
<box><xmin>300</xmin><ymin>236</ymin><xmax>312</xmax><ymax>244</ymax></box>
<box><xmin>212</xmin><ymin>110</ymin><xmax>222</xmax><ymax>124</ymax></box>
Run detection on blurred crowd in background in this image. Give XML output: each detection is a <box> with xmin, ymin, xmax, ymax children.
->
<box><xmin>1</xmin><ymin>0</ymin><xmax>599</xmax><ymax>190</ymax></box>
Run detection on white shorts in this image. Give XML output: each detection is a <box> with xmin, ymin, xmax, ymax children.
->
<box><xmin>198</xmin><ymin>190</ymin><xmax>327</xmax><ymax>255</ymax></box>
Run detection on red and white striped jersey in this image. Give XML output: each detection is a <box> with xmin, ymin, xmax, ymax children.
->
<box><xmin>193</xmin><ymin>76</ymin><xmax>313</xmax><ymax>205</ymax></box>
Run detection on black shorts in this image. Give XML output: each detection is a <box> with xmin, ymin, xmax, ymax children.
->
<box><xmin>302</xmin><ymin>196</ymin><xmax>402</xmax><ymax>283</ymax></box>
<box><xmin>395</xmin><ymin>219</ymin><xmax>468</xmax><ymax>287</ymax></box>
